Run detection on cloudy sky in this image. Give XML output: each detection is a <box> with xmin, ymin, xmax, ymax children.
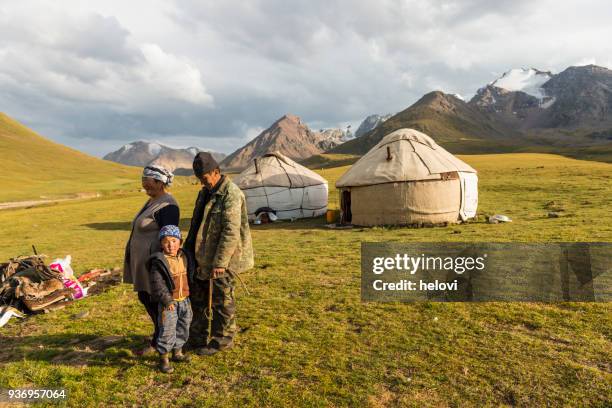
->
<box><xmin>1</xmin><ymin>0</ymin><xmax>611</xmax><ymax>156</ymax></box>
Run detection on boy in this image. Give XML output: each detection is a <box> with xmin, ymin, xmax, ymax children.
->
<box><xmin>148</xmin><ymin>225</ymin><xmax>194</xmax><ymax>373</ymax></box>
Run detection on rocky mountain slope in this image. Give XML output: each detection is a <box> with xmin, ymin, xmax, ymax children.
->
<box><xmin>221</xmin><ymin>114</ymin><xmax>345</xmax><ymax>170</ymax></box>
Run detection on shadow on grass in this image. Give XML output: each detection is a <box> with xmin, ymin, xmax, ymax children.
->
<box><xmin>0</xmin><ymin>333</ymin><xmax>156</xmax><ymax>368</ymax></box>
<box><xmin>247</xmin><ymin>216</ymin><xmax>349</xmax><ymax>232</ymax></box>
<box><xmin>249</xmin><ymin>217</ymin><xmax>474</xmax><ymax>232</ymax></box>
<box><xmin>84</xmin><ymin>216</ymin><xmax>333</xmax><ymax>232</ymax></box>
<box><xmin>84</xmin><ymin>218</ymin><xmax>193</xmax><ymax>231</ymax></box>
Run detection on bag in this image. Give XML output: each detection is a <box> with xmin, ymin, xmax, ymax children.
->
<box><xmin>50</xmin><ymin>255</ymin><xmax>85</xmax><ymax>299</ymax></box>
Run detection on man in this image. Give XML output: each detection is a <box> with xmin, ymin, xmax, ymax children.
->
<box><xmin>184</xmin><ymin>152</ymin><xmax>254</xmax><ymax>355</ymax></box>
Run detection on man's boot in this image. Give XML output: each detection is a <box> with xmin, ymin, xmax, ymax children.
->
<box><xmin>158</xmin><ymin>353</ymin><xmax>174</xmax><ymax>373</ymax></box>
<box><xmin>196</xmin><ymin>339</ymin><xmax>234</xmax><ymax>356</ymax></box>
<box><xmin>172</xmin><ymin>349</ymin><xmax>190</xmax><ymax>362</ymax></box>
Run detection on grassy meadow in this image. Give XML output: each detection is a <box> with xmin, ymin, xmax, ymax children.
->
<box><xmin>0</xmin><ymin>153</ymin><xmax>610</xmax><ymax>407</ymax></box>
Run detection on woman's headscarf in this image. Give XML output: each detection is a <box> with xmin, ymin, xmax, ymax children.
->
<box><xmin>142</xmin><ymin>165</ymin><xmax>174</xmax><ymax>186</ymax></box>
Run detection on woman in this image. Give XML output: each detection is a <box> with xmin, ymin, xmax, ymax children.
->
<box><xmin>123</xmin><ymin>165</ymin><xmax>180</xmax><ymax>355</ymax></box>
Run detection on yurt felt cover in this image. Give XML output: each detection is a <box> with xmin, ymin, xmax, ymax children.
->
<box><xmin>335</xmin><ymin>128</ymin><xmax>476</xmax><ymax>188</ymax></box>
<box><xmin>350</xmin><ymin>179</ymin><xmax>462</xmax><ymax>226</ymax></box>
<box><xmin>234</xmin><ymin>151</ymin><xmax>327</xmax><ymax>190</ymax></box>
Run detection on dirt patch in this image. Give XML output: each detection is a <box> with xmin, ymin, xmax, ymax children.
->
<box><xmin>0</xmin><ymin>193</ymin><xmax>100</xmax><ymax>211</ymax></box>
<box><xmin>50</xmin><ymin>335</ymin><xmax>126</xmax><ymax>366</ymax></box>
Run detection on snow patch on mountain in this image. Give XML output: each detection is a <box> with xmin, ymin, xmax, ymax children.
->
<box><xmin>540</xmin><ymin>96</ymin><xmax>556</xmax><ymax>109</ymax></box>
<box><xmin>354</xmin><ymin>114</ymin><xmax>393</xmax><ymax>138</ymax></box>
<box><xmin>491</xmin><ymin>68</ymin><xmax>552</xmax><ymax>99</ymax></box>
<box><xmin>148</xmin><ymin>142</ymin><xmax>162</xmax><ymax>157</ymax></box>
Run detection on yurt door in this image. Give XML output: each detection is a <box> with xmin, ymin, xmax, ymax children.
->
<box><xmin>340</xmin><ymin>189</ymin><xmax>352</xmax><ymax>224</ymax></box>
<box><xmin>459</xmin><ymin>173</ymin><xmax>478</xmax><ymax>220</ymax></box>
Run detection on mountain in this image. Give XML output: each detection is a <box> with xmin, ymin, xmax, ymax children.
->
<box><xmin>317</xmin><ymin>128</ymin><xmax>350</xmax><ymax>151</ymax></box>
<box><xmin>104</xmin><ymin>141</ymin><xmax>226</xmax><ymax>175</ymax></box>
<box><xmin>0</xmin><ymin>112</ymin><xmax>139</xmax><ymax>202</ymax></box>
<box><xmin>539</xmin><ymin>65</ymin><xmax>612</xmax><ymax>129</ymax></box>
<box><xmin>469</xmin><ymin>68</ymin><xmax>553</xmax><ymax>128</ymax></box>
<box><xmin>354</xmin><ymin>114</ymin><xmax>392</xmax><ymax>138</ymax></box>
<box><xmin>331</xmin><ymin>91</ymin><xmax>520</xmax><ymax>155</ymax></box>
<box><xmin>221</xmin><ymin>114</ymin><xmax>338</xmax><ymax>170</ymax></box>
<box><xmin>470</xmin><ymin>65</ymin><xmax>612</xmax><ymax>134</ymax></box>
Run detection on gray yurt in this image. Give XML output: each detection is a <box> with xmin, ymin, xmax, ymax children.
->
<box><xmin>233</xmin><ymin>152</ymin><xmax>328</xmax><ymax>221</ymax></box>
<box><xmin>335</xmin><ymin>128</ymin><xmax>478</xmax><ymax>226</ymax></box>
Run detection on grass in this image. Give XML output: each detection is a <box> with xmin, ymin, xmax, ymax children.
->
<box><xmin>300</xmin><ymin>154</ymin><xmax>360</xmax><ymax>170</ymax></box>
<box><xmin>0</xmin><ymin>153</ymin><xmax>610</xmax><ymax>407</ymax></box>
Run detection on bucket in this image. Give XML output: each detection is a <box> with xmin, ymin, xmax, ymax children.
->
<box><xmin>326</xmin><ymin>209</ymin><xmax>339</xmax><ymax>223</ymax></box>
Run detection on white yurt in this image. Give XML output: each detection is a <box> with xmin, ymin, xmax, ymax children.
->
<box><xmin>335</xmin><ymin>128</ymin><xmax>478</xmax><ymax>226</ymax></box>
<box><xmin>233</xmin><ymin>152</ymin><xmax>328</xmax><ymax>221</ymax></box>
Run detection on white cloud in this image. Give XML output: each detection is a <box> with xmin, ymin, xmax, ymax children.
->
<box><xmin>1</xmin><ymin>0</ymin><xmax>612</xmax><ymax>156</ymax></box>
<box><xmin>245</xmin><ymin>127</ymin><xmax>265</xmax><ymax>141</ymax></box>
<box><xmin>0</xmin><ymin>9</ymin><xmax>213</xmax><ymax>115</ymax></box>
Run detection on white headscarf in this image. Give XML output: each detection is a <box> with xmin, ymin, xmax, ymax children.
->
<box><xmin>142</xmin><ymin>165</ymin><xmax>174</xmax><ymax>186</ymax></box>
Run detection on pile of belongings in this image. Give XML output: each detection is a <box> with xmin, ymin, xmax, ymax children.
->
<box><xmin>0</xmin><ymin>254</ymin><xmax>122</xmax><ymax>327</ymax></box>
<box><xmin>0</xmin><ymin>255</ymin><xmax>72</xmax><ymax>313</ymax></box>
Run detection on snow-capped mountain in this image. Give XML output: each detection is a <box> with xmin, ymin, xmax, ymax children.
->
<box><xmin>103</xmin><ymin>141</ymin><xmax>226</xmax><ymax>174</ymax></box>
<box><xmin>489</xmin><ymin>68</ymin><xmax>552</xmax><ymax>99</ymax></box>
<box><xmin>470</xmin><ymin>68</ymin><xmax>556</xmax><ymax>122</ymax></box>
<box><xmin>469</xmin><ymin>65</ymin><xmax>612</xmax><ymax>130</ymax></box>
<box><xmin>354</xmin><ymin>114</ymin><xmax>392</xmax><ymax>138</ymax></box>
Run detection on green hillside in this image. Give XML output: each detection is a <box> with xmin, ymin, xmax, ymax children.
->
<box><xmin>332</xmin><ymin>92</ymin><xmax>523</xmax><ymax>156</ymax></box>
<box><xmin>0</xmin><ymin>112</ymin><xmax>140</xmax><ymax>202</ymax></box>
<box><xmin>300</xmin><ymin>153</ymin><xmax>360</xmax><ymax>169</ymax></box>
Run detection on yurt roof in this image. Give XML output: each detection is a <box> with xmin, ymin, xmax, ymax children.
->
<box><xmin>234</xmin><ymin>151</ymin><xmax>327</xmax><ymax>190</ymax></box>
<box><xmin>335</xmin><ymin>128</ymin><xmax>476</xmax><ymax>188</ymax></box>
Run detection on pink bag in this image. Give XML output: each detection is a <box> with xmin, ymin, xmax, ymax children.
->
<box><xmin>63</xmin><ymin>278</ymin><xmax>84</xmax><ymax>299</ymax></box>
<box><xmin>50</xmin><ymin>255</ymin><xmax>85</xmax><ymax>299</ymax></box>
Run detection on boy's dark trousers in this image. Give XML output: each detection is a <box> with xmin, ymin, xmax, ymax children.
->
<box><xmin>156</xmin><ymin>298</ymin><xmax>193</xmax><ymax>354</ymax></box>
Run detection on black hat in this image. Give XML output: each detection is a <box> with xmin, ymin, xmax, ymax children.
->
<box><xmin>193</xmin><ymin>152</ymin><xmax>220</xmax><ymax>177</ymax></box>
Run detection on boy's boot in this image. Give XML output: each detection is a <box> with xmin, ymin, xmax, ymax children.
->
<box><xmin>159</xmin><ymin>353</ymin><xmax>174</xmax><ymax>374</ymax></box>
<box><xmin>172</xmin><ymin>348</ymin><xmax>190</xmax><ymax>363</ymax></box>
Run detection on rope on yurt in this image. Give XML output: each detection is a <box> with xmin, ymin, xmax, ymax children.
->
<box><xmin>294</xmin><ymin>161</ymin><xmax>309</xmax><ymax>217</ymax></box>
<box><xmin>410</xmin><ymin>139</ymin><xmax>433</xmax><ymax>175</ymax></box>
<box><xmin>256</xmin><ymin>157</ymin><xmax>271</xmax><ymax>209</ymax></box>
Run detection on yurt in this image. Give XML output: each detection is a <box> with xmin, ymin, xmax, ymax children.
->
<box><xmin>233</xmin><ymin>151</ymin><xmax>328</xmax><ymax>221</ymax></box>
<box><xmin>335</xmin><ymin>128</ymin><xmax>478</xmax><ymax>226</ymax></box>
